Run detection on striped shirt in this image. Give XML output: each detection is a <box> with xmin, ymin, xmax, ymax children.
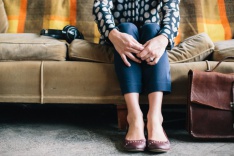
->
<box><xmin>93</xmin><ymin>0</ymin><xmax>180</xmax><ymax>49</ymax></box>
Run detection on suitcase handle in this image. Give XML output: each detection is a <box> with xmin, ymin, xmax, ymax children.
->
<box><xmin>231</xmin><ymin>82</ymin><xmax>234</xmax><ymax>108</ymax></box>
<box><xmin>206</xmin><ymin>56</ymin><xmax>234</xmax><ymax>72</ymax></box>
<box><xmin>231</xmin><ymin>82</ymin><xmax>234</xmax><ymax>129</ymax></box>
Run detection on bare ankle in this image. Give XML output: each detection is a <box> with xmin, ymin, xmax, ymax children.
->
<box><xmin>147</xmin><ymin>113</ymin><xmax>163</xmax><ymax>124</ymax></box>
<box><xmin>125</xmin><ymin>113</ymin><xmax>145</xmax><ymax>140</ymax></box>
<box><xmin>127</xmin><ymin>112</ymin><xmax>144</xmax><ymax>124</ymax></box>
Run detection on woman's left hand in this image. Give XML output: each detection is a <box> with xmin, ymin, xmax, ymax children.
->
<box><xmin>137</xmin><ymin>35</ymin><xmax>168</xmax><ymax>65</ymax></box>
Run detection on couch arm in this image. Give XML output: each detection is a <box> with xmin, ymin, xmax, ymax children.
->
<box><xmin>0</xmin><ymin>0</ymin><xmax>8</xmax><ymax>33</ymax></box>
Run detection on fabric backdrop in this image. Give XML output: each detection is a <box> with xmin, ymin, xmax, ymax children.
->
<box><xmin>3</xmin><ymin>0</ymin><xmax>99</xmax><ymax>43</ymax></box>
<box><xmin>175</xmin><ymin>0</ymin><xmax>234</xmax><ymax>44</ymax></box>
<box><xmin>3</xmin><ymin>0</ymin><xmax>234</xmax><ymax>44</ymax></box>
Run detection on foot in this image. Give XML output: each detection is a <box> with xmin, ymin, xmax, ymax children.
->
<box><xmin>147</xmin><ymin>115</ymin><xmax>168</xmax><ymax>142</ymax></box>
<box><xmin>146</xmin><ymin>115</ymin><xmax>170</xmax><ymax>152</ymax></box>
<box><xmin>125</xmin><ymin>115</ymin><xmax>145</xmax><ymax>140</ymax></box>
<box><xmin>123</xmin><ymin>115</ymin><xmax>146</xmax><ymax>151</ymax></box>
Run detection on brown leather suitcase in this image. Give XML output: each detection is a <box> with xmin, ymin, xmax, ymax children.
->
<box><xmin>187</xmin><ymin>58</ymin><xmax>234</xmax><ymax>139</ymax></box>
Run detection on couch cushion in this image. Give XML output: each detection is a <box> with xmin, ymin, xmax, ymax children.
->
<box><xmin>168</xmin><ymin>33</ymin><xmax>214</xmax><ymax>63</ymax></box>
<box><xmin>0</xmin><ymin>33</ymin><xmax>67</xmax><ymax>61</ymax></box>
<box><xmin>70</xmin><ymin>33</ymin><xmax>214</xmax><ymax>64</ymax></box>
<box><xmin>213</xmin><ymin>39</ymin><xmax>234</xmax><ymax>62</ymax></box>
<box><xmin>0</xmin><ymin>0</ymin><xmax>8</xmax><ymax>33</ymax></box>
<box><xmin>69</xmin><ymin>39</ymin><xmax>114</xmax><ymax>63</ymax></box>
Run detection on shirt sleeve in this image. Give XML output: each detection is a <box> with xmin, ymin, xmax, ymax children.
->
<box><xmin>159</xmin><ymin>0</ymin><xmax>180</xmax><ymax>50</ymax></box>
<box><xmin>93</xmin><ymin>0</ymin><xmax>116</xmax><ymax>44</ymax></box>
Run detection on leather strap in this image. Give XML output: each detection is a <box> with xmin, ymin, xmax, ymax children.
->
<box><xmin>205</xmin><ymin>60</ymin><xmax>211</xmax><ymax>71</ymax></box>
<box><xmin>231</xmin><ymin>82</ymin><xmax>234</xmax><ymax>109</ymax></box>
<box><xmin>206</xmin><ymin>56</ymin><xmax>234</xmax><ymax>72</ymax></box>
<box><xmin>232</xmin><ymin>82</ymin><xmax>234</xmax><ymax>107</ymax></box>
<box><xmin>40</xmin><ymin>61</ymin><xmax>44</xmax><ymax>104</ymax></box>
<box><xmin>232</xmin><ymin>82</ymin><xmax>234</xmax><ymax>129</ymax></box>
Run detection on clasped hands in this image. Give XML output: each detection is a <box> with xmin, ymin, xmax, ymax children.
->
<box><xmin>109</xmin><ymin>29</ymin><xmax>169</xmax><ymax>67</ymax></box>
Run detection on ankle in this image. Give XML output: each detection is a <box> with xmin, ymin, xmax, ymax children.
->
<box><xmin>127</xmin><ymin>112</ymin><xmax>144</xmax><ymax>124</ymax></box>
<box><xmin>125</xmin><ymin>113</ymin><xmax>146</xmax><ymax>140</ymax></box>
<box><xmin>147</xmin><ymin>114</ymin><xmax>163</xmax><ymax>123</ymax></box>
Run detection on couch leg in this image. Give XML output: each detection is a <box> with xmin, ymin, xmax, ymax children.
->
<box><xmin>116</xmin><ymin>104</ymin><xmax>128</xmax><ymax>130</ymax></box>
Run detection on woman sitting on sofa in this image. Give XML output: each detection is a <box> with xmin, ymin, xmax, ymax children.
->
<box><xmin>93</xmin><ymin>0</ymin><xmax>180</xmax><ymax>153</ymax></box>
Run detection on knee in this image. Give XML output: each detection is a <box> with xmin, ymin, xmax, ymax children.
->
<box><xmin>118</xmin><ymin>22</ymin><xmax>138</xmax><ymax>34</ymax></box>
<box><xmin>141</xmin><ymin>23</ymin><xmax>160</xmax><ymax>33</ymax></box>
<box><xmin>140</xmin><ymin>23</ymin><xmax>161</xmax><ymax>43</ymax></box>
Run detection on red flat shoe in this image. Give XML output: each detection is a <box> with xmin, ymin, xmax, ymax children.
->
<box><xmin>147</xmin><ymin>130</ymin><xmax>170</xmax><ymax>152</ymax></box>
<box><xmin>147</xmin><ymin>140</ymin><xmax>170</xmax><ymax>152</ymax></box>
<box><xmin>124</xmin><ymin>139</ymin><xmax>146</xmax><ymax>152</ymax></box>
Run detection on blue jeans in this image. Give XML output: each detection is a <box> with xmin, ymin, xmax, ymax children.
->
<box><xmin>113</xmin><ymin>23</ymin><xmax>171</xmax><ymax>95</ymax></box>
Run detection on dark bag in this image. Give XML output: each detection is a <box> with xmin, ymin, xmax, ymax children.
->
<box><xmin>187</xmin><ymin>57</ymin><xmax>234</xmax><ymax>139</ymax></box>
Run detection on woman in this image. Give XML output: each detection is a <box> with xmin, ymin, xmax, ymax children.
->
<box><xmin>93</xmin><ymin>0</ymin><xmax>180</xmax><ymax>152</ymax></box>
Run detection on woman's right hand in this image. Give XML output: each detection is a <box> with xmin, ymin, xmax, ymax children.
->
<box><xmin>109</xmin><ymin>29</ymin><xmax>144</xmax><ymax>67</ymax></box>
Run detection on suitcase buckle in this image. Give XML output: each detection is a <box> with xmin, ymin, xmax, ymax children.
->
<box><xmin>231</xmin><ymin>102</ymin><xmax>234</xmax><ymax>109</ymax></box>
<box><xmin>231</xmin><ymin>102</ymin><xmax>234</xmax><ymax>129</ymax></box>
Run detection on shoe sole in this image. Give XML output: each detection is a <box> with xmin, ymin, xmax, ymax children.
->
<box><xmin>148</xmin><ymin>148</ymin><xmax>170</xmax><ymax>153</ymax></box>
<box><xmin>124</xmin><ymin>148</ymin><xmax>145</xmax><ymax>152</ymax></box>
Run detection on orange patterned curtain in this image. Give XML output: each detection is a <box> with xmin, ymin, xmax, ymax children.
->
<box><xmin>3</xmin><ymin>0</ymin><xmax>234</xmax><ymax>44</ymax></box>
<box><xmin>3</xmin><ymin>0</ymin><xmax>100</xmax><ymax>43</ymax></box>
<box><xmin>175</xmin><ymin>0</ymin><xmax>233</xmax><ymax>45</ymax></box>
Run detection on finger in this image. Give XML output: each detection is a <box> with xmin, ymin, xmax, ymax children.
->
<box><xmin>147</xmin><ymin>57</ymin><xmax>159</xmax><ymax>65</ymax></box>
<box><xmin>137</xmin><ymin>47</ymin><xmax>152</xmax><ymax>59</ymax></box>
<box><xmin>143</xmin><ymin>40</ymin><xmax>150</xmax><ymax>47</ymax></box>
<box><xmin>140</xmin><ymin>52</ymin><xmax>152</xmax><ymax>61</ymax></box>
<box><xmin>126</xmin><ymin>47</ymin><xmax>142</xmax><ymax>54</ymax></box>
<box><xmin>144</xmin><ymin>54</ymin><xmax>153</xmax><ymax>61</ymax></box>
<box><xmin>154</xmin><ymin>57</ymin><xmax>160</xmax><ymax>64</ymax></box>
<box><xmin>131</xmin><ymin>44</ymin><xmax>144</xmax><ymax>52</ymax></box>
<box><xmin>147</xmin><ymin>61</ymin><xmax>155</xmax><ymax>65</ymax></box>
<box><xmin>138</xmin><ymin>41</ymin><xmax>150</xmax><ymax>57</ymax></box>
<box><xmin>120</xmin><ymin>54</ymin><xmax>131</xmax><ymax>67</ymax></box>
<box><xmin>146</xmin><ymin>57</ymin><xmax>155</xmax><ymax>63</ymax></box>
<box><xmin>125</xmin><ymin>52</ymin><xmax>142</xmax><ymax>63</ymax></box>
<box><xmin>136</xmin><ymin>49</ymin><xmax>146</xmax><ymax>59</ymax></box>
<box><xmin>147</xmin><ymin>59</ymin><xmax>156</xmax><ymax>65</ymax></box>
<box><xmin>130</xmin><ymin>40</ymin><xmax>144</xmax><ymax>51</ymax></box>
<box><xmin>148</xmin><ymin>57</ymin><xmax>154</xmax><ymax>63</ymax></box>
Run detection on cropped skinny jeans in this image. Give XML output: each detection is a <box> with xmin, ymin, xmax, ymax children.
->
<box><xmin>113</xmin><ymin>23</ymin><xmax>171</xmax><ymax>95</ymax></box>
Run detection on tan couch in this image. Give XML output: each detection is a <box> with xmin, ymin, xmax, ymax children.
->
<box><xmin>0</xmin><ymin>0</ymin><xmax>234</xmax><ymax>130</ymax></box>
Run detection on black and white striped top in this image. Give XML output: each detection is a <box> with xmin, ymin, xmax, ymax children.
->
<box><xmin>93</xmin><ymin>0</ymin><xmax>180</xmax><ymax>49</ymax></box>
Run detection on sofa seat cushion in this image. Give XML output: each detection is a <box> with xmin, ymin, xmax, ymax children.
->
<box><xmin>69</xmin><ymin>33</ymin><xmax>214</xmax><ymax>64</ymax></box>
<box><xmin>69</xmin><ymin>39</ymin><xmax>114</xmax><ymax>63</ymax></box>
<box><xmin>0</xmin><ymin>61</ymin><xmax>233</xmax><ymax>105</ymax></box>
<box><xmin>0</xmin><ymin>0</ymin><xmax>8</xmax><ymax>33</ymax></box>
<box><xmin>0</xmin><ymin>33</ymin><xmax>67</xmax><ymax>61</ymax></box>
<box><xmin>213</xmin><ymin>39</ymin><xmax>234</xmax><ymax>62</ymax></box>
<box><xmin>168</xmin><ymin>33</ymin><xmax>214</xmax><ymax>63</ymax></box>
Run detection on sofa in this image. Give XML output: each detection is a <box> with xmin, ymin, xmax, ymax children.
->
<box><xmin>0</xmin><ymin>0</ymin><xmax>234</xmax><ymax>130</ymax></box>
